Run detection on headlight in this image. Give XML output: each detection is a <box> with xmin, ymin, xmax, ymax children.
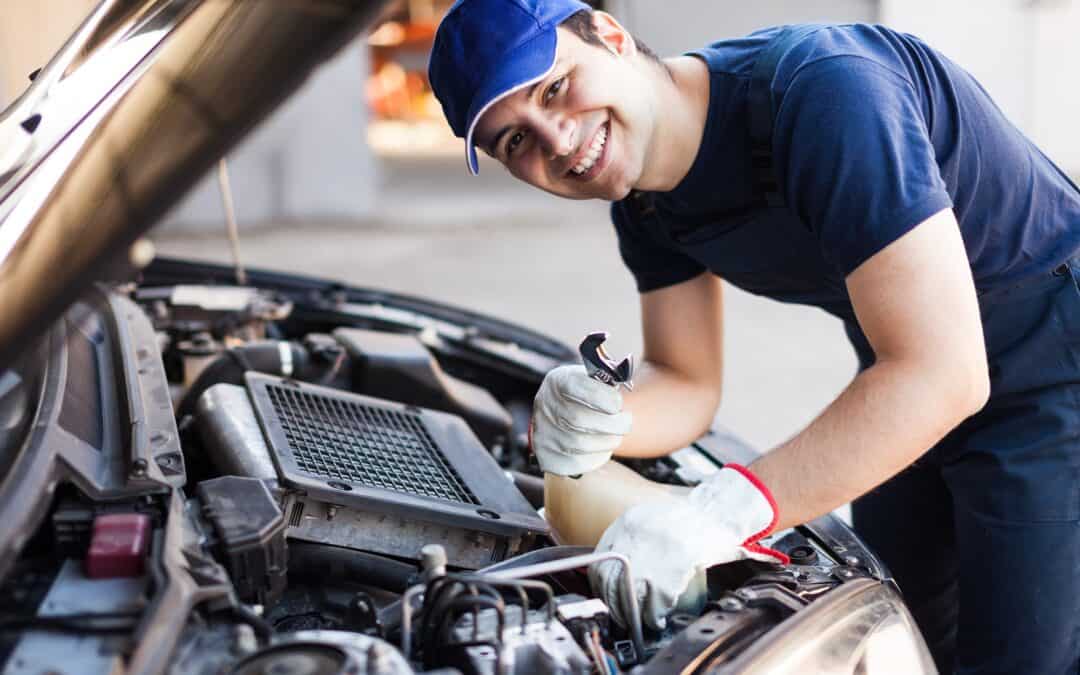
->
<box><xmin>723</xmin><ymin>578</ymin><xmax>937</xmax><ymax>675</ymax></box>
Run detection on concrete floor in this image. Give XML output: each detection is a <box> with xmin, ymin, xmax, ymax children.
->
<box><xmin>153</xmin><ymin>155</ymin><xmax>858</xmax><ymax>454</ymax></box>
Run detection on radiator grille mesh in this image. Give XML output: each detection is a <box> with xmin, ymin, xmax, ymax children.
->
<box><xmin>266</xmin><ymin>384</ymin><xmax>478</xmax><ymax>504</ymax></box>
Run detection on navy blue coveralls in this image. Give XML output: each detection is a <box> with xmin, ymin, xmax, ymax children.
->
<box><xmin>611</xmin><ymin>24</ymin><xmax>1080</xmax><ymax>674</ymax></box>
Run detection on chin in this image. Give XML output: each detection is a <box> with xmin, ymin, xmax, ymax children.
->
<box><xmin>605</xmin><ymin>181</ymin><xmax>634</xmax><ymax>201</ymax></box>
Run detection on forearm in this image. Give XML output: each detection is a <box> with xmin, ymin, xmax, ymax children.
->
<box><xmin>615</xmin><ymin>358</ymin><xmax>721</xmax><ymax>458</ymax></box>
<box><xmin>750</xmin><ymin>356</ymin><xmax>988</xmax><ymax>531</ymax></box>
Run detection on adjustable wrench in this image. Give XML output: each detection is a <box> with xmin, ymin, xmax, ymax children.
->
<box><xmin>551</xmin><ymin>331</ymin><xmax>633</xmax><ymax>480</ymax></box>
<box><xmin>579</xmin><ymin>331</ymin><xmax>634</xmax><ymax>391</ymax></box>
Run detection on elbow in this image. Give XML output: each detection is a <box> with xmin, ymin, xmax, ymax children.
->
<box><xmin>965</xmin><ymin>364</ymin><xmax>991</xmax><ymax>417</ymax></box>
<box><xmin>690</xmin><ymin>378</ymin><xmax>723</xmax><ymax>437</ymax></box>
<box><xmin>949</xmin><ymin>355</ymin><xmax>990</xmax><ymax>421</ymax></box>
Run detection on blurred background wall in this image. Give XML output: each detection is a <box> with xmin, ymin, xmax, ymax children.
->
<box><xmin>0</xmin><ymin>0</ymin><xmax>377</xmax><ymax>231</ymax></box>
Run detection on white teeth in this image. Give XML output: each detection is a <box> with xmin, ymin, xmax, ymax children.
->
<box><xmin>572</xmin><ymin>126</ymin><xmax>608</xmax><ymax>175</ymax></box>
<box><xmin>590</xmin><ymin>127</ymin><xmax>606</xmax><ymax>151</ymax></box>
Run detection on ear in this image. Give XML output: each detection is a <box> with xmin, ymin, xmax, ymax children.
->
<box><xmin>592</xmin><ymin>11</ymin><xmax>636</xmax><ymax>58</ymax></box>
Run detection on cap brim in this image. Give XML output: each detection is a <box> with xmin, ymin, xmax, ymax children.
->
<box><xmin>463</xmin><ymin>29</ymin><xmax>559</xmax><ymax>175</ymax></box>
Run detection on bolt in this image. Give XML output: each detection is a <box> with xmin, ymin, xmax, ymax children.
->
<box><xmin>718</xmin><ymin>596</ymin><xmax>744</xmax><ymax>611</ymax></box>
<box><xmin>844</xmin><ymin>555</ymin><xmax>861</xmax><ymax>566</ymax></box>
<box><xmin>129</xmin><ymin>238</ymin><xmax>155</xmax><ymax>269</ymax></box>
<box><xmin>326</xmin><ymin>505</ymin><xmax>338</xmax><ymax>520</ymax></box>
<box><xmin>420</xmin><ymin>544</ymin><xmax>448</xmax><ymax>581</ymax></box>
<box><xmin>837</xmin><ymin>568</ymin><xmax>855</xmax><ymax>579</ymax></box>
<box><xmin>130</xmin><ymin>458</ymin><xmax>148</xmax><ymax>478</ymax></box>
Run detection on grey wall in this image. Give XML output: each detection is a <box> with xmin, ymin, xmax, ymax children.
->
<box><xmin>607</xmin><ymin>0</ymin><xmax>879</xmax><ymax>54</ymax></box>
<box><xmin>158</xmin><ymin>42</ymin><xmax>377</xmax><ymax>233</ymax></box>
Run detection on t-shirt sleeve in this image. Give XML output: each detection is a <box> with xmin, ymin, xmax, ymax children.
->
<box><xmin>610</xmin><ymin>200</ymin><xmax>706</xmax><ymax>293</ymax></box>
<box><xmin>774</xmin><ymin>56</ymin><xmax>953</xmax><ymax>277</ymax></box>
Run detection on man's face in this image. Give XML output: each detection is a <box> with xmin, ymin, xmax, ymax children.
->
<box><xmin>472</xmin><ymin>19</ymin><xmax>655</xmax><ymax>201</ymax></box>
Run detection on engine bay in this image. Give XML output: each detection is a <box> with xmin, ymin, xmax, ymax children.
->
<box><xmin>0</xmin><ymin>261</ymin><xmax>893</xmax><ymax>674</ymax></box>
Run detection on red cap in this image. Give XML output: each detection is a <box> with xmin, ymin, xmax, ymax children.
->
<box><xmin>85</xmin><ymin>513</ymin><xmax>151</xmax><ymax>579</ymax></box>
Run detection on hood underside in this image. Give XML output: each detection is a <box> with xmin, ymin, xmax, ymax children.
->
<box><xmin>0</xmin><ymin>0</ymin><xmax>390</xmax><ymax>373</ymax></box>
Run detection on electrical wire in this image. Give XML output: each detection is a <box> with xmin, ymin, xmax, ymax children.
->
<box><xmin>584</xmin><ymin>631</ymin><xmax>606</xmax><ymax>674</ymax></box>
<box><xmin>419</xmin><ymin>576</ymin><xmax>506</xmax><ymax>666</ymax></box>
<box><xmin>588</xmin><ymin>626</ymin><xmax>611</xmax><ymax>675</ymax></box>
<box><xmin>487</xmin><ymin>550</ymin><xmax>647</xmax><ymax>659</ymax></box>
<box><xmin>411</xmin><ymin>572</ymin><xmax>557</xmax><ymax>671</ymax></box>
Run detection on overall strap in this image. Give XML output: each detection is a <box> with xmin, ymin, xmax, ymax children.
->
<box><xmin>747</xmin><ymin>24</ymin><xmax>828</xmax><ymax>208</ymax></box>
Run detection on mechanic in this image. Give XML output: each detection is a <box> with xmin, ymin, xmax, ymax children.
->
<box><xmin>427</xmin><ymin>1</ymin><xmax>1080</xmax><ymax>672</ymax></box>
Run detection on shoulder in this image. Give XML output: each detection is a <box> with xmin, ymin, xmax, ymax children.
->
<box><xmin>686</xmin><ymin>26</ymin><xmax>784</xmax><ymax>77</ymax></box>
<box><xmin>689</xmin><ymin>24</ymin><xmax>920</xmax><ymax>78</ymax></box>
<box><xmin>771</xmin><ymin>24</ymin><xmax>920</xmax><ymax>92</ymax></box>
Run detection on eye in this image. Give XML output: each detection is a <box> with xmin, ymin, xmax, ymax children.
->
<box><xmin>543</xmin><ymin>76</ymin><xmax>566</xmax><ymax>104</ymax></box>
<box><xmin>506</xmin><ymin>129</ymin><xmax>528</xmax><ymax>157</ymax></box>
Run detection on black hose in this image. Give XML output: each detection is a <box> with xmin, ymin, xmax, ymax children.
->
<box><xmin>433</xmin><ymin>595</ymin><xmax>505</xmax><ymax>650</ymax></box>
<box><xmin>288</xmin><ymin>542</ymin><xmax>416</xmax><ymax>593</ymax></box>
<box><xmin>177</xmin><ymin>341</ymin><xmax>312</xmax><ymax>418</ymax></box>
<box><xmin>508</xmin><ymin>470</ymin><xmax>544</xmax><ymax>509</ymax></box>
<box><xmin>231</xmin><ymin>603</ymin><xmax>273</xmax><ymax>644</ymax></box>
<box><xmin>0</xmin><ymin>611</ymin><xmax>140</xmax><ymax>635</ymax></box>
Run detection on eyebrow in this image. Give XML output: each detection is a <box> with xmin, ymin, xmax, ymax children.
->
<box><xmin>483</xmin><ymin>72</ymin><xmax>555</xmax><ymax>157</ymax></box>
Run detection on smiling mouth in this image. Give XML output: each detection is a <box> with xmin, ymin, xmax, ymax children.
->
<box><xmin>568</xmin><ymin>121</ymin><xmax>609</xmax><ymax>180</ymax></box>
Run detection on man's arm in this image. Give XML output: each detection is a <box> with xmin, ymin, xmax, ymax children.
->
<box><xmin>750</xmin><ymin>207</ymin><xmax>990</xmax><ymax>530</ymax></box>
<box><xmin>616</xmin><ymin>270</ymin><xmax>726</xmax><ymax>457</ymax></box>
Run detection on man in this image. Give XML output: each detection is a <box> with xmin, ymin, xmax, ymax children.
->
<box><xmin>427</xmin><ymin>1</ymin><xmax>1080</xmax><ymax>672</ymax></box>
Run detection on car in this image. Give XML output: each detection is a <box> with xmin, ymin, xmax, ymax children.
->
<box><xmin>0</xmin><ymin>0</ymin><xmax>937</xmax><ymax>673</ymax></box>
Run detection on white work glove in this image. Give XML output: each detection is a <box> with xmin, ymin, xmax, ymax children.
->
<box><xmin>589</xmin><ymin>464</ymin><xmax>789</xmax><ymax>631</ymax></box>
<box><xmin>530</xmin><ymin>364</ymin><xmax>633</xmax><ymax>476</ymax></box>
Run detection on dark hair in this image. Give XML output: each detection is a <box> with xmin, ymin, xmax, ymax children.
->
<box><xmin>559</xmin><ymin>9</ymin><xmax>664</xmax><ymax>65</ymax></box>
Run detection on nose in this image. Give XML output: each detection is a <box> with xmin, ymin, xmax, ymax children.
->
<box><xmin>535</xmin><ymin>112</ymin><xmax>576</xmax><ymax>160</ymax></box>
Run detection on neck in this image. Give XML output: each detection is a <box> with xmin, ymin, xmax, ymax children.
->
<box><xmin>634</xmin><ymin>55</ymin><xmax>710</xmax><ymax>193</ymax></box>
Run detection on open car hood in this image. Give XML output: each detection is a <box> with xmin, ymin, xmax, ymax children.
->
<box><xmin>0</xmin><ymin>0</ymin><xmax>390</xmax><ymax>373</ymax></box>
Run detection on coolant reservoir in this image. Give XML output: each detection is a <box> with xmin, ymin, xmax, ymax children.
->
<box><xmin>544</xmin><ymin>461</ymin><xmax>707</xmax><ymax>615</ymax></box>
<box><xmin>543</xmin><ymin>461</ymin><xmax>690</xmax><ymax>547</ymax></box>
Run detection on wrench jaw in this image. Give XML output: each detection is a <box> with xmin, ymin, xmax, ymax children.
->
<box><xmin>613</xmin><ymin>354</ymin><xmax>634</xmax><ymax>390</ymax></box>
<box><xmin>579</xmin><ymin>332</ymin><xmax>635</xmax><ymax>391</ymax></box>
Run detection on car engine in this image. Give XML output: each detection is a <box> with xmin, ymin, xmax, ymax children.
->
<box><xmin>0</xmin><ymin>260</ymin><xmax>898</xmax><ymax>675</ymax></box>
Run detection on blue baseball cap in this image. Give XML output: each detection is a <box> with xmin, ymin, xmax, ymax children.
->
<box><xmin>428</xmin><ymin>0</ymin><xmax>591</xmax><ymax>174</ymax></box>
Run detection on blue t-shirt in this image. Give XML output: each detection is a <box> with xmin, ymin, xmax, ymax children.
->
<box><xmin>612</xmin><ymin>24</ymin><xmax>1080</xmax><ymax>323</ymax></box>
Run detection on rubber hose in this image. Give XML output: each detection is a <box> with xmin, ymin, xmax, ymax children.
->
<box><xmin>288</xmin><ymin>541</ymin><xmax>416</xmax><ymax>594</ymax></box>
<box><xmin>177</xmin><ymin>340</ymin><xmax>311</xmax><ymax>418</ymax></box>
<box><xmin>508</xmin><ymin>470</ymin><xmax>544</xmax><ymax>509</ymax></box>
